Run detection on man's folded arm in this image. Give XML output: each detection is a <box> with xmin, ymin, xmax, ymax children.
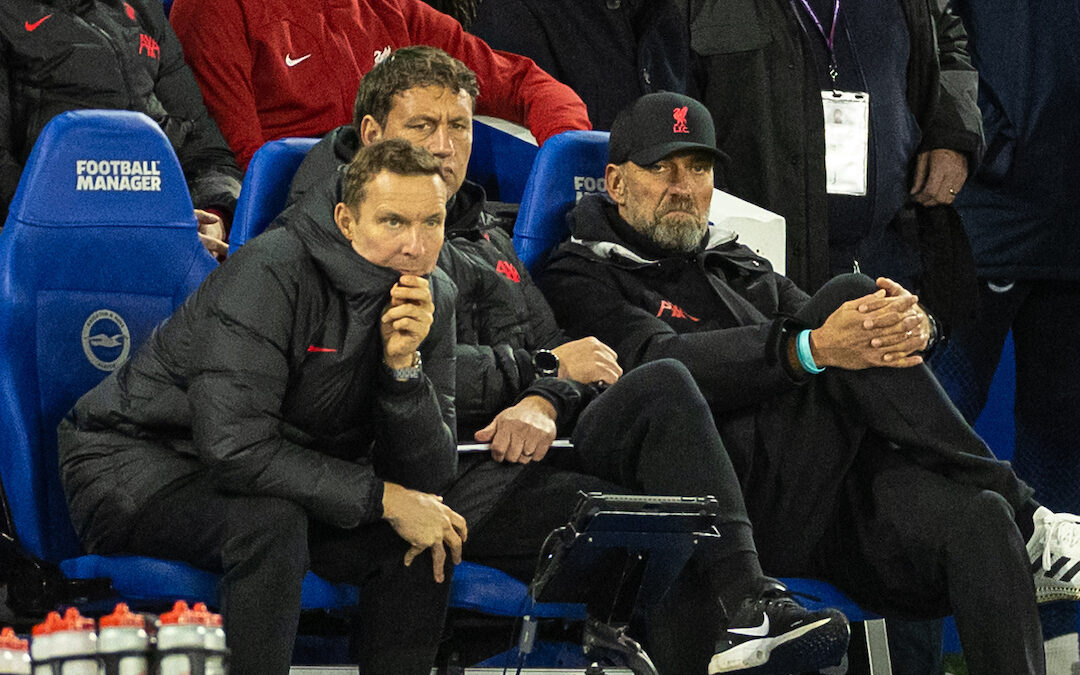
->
<box><xmin>544</xmin><ymin>268</ymin><xmax>803</xmax><ymax>412</ymax></box>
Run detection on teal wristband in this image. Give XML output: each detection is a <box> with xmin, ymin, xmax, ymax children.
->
<box><xmin>796</xmin><ymin>329</ymin><xmax>825</xmax><ymax>374</ymax></box>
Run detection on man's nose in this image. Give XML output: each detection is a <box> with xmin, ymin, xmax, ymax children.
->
<box><xmin>668</xmin><ymin>169</ymin><xmax>694</xmax><ymax>195</ymax></box>
<box><xmin>427</xmin><ymin>125</ymin><xmax>453</xmax><ymax>157</ymax></box>
<box><xmin>401</xmin><ymin>227</ymin><xmax>426</xmax><ymax>256</ymax></box>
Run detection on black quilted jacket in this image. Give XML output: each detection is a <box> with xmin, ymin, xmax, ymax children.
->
<box><xmin>0</xmin><ymin>0</ymin><xmax>240</xmax><ymax>222</ymax></box>
<box><xmin>290</xmin><ymin>125</ymin><xmax>597</xmax><ymax>439</ymax></box>
<box><xmin>59</xmin><ymin>175</ymin><xmax>458</xmax><ymax>552</ymax></box>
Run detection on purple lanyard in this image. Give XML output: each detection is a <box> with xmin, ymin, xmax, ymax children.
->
<box><xmin>797</xmin><ymin>0</ymin><xmax>841</xmax><ymax>86</ymax></box>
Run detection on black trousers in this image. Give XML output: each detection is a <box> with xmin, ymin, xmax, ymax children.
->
<box><xmin>463</xmin><ymin>358</ymin><xmax>761</xmax><ymax>674</ymax></box>
<box><xmin>739</xmin><ymin>274</ymin><xmax>1043</xmax><ymax>674</ymax></box>
<box><xmin>933</xmin><ymin>278</ymin><xmax>1080</xmax><ymax>641</ymax></box>
<box><xmin>118</xmin><ymin>474</ymin><xmax>452</xmax><ymax>675</ymax></box>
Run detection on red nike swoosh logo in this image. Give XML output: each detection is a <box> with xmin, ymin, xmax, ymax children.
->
<box><xmin>307</xmin><ymin>346</ymin><xmax>337</xmax><ymax>353</ymax></box>
<box><xmin>25</xmin><ymin>14</ymin><xmax>53</xmax><ymax>31</ymax></box>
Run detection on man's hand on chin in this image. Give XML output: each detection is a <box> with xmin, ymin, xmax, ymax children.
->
<box><xmin>381</xmin><ymin>274</ymin><xmax>435</xmax><ymax>369</ymax></box>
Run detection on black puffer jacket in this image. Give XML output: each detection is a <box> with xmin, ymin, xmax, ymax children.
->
<box><xmin>59</xmin><ymin>174</ymin><xmax>458</xmax><ymax>552</ymax></box>
<box><xmin>541</xmin><ymin>194</ymin><xmax>811</xmax><ymax>414</ymax></box>
<box><xmin>290</xmin><ymin>125</ymin><xmax>596</xmax><ymax>438</ymax></box>
<box><xmin>0</xmin><ymin>0</ymin><xmax>240</xmax><ymax>223</ymax></box>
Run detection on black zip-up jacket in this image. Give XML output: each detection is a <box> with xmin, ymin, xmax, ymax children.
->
<box><xmin>59</xmin><ymin>174</ymin><xmax>457</xmax><ymax>552</ymax></box>
<box><xmin>0</xmin><ymin>0</ymin><xmax>240</xmax><ymax>223</ymax></box>
<box><xmin>691</xmin><ymin>0</ymin><xmax>983</xmax><ymax>299</ymax></box>
<box><xmin>290</xmin><ymin>125</ymin><xmax>597</xmax><ymax>439</ymax></box>
<box><xmin>540</xmin><ymin>194</ymin><xmax>811</xmax><ymax>415</ymax></box>
<box><xmin>470</xmin><ymin>0</ymin><xmax>691</xmax><ymax>130</ymax></box>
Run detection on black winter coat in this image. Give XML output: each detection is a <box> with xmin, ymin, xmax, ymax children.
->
<box><xmin>0</xmin><ymin>0</ymin><xmax>241</xmax><ymax>223</ymax></box>
<box><xmin>951</xmin><ymin>0</ymin><xmax>1080</xmax><ymax>279</ymax></box>
<box><xmin>289</xmin><ymin>126</ymin><xmax>602</xmax><ymax>529</ymax></box>
<box><xmin>469</xmin><ymin>0</ymin><xmax>691</xmax><ymax>130</ymax></box>
<box><xmin>541</xmin><ymin>195</ymin><xmax>811</xmax><ymax>415</ymax></box>
<box><xmin>290</xmin><ymin>125</ymin><xmax>596</xmax><ymax>439</ymax></box>
<box><xmin>59</xmin><ymin>174</ymin><xmax>458</xmax><ymax>552</ymax></box>
<box><xmin>691</xmin><ymin>0</ymin><xmax>984</xmax><ymax>299</ymax></box>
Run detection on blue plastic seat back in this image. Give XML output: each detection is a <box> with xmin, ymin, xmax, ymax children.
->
<box><xmin>512</xmin><ymin>130</ymin><xmax>609</xmax><ymax>272</ymax></box>
<box><xmin>0</xmin><ymin>110</ymin><xmax>216</xmax><ymax>562</ymax></box>
<box><xmin>467</xmin><ymin>118</ymin><xmax>539</xmax><ymax>203</ymax></box>
<box><xmin>229</xmin><ymin>137</ymin><xmax>318</xmax><ymax>253</ymax></box>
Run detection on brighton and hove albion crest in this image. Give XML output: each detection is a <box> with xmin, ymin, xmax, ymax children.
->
<box><xmin>81</xmin><ymin>309</ymin><xmax>131</xmax><ymax>371</ymax></box>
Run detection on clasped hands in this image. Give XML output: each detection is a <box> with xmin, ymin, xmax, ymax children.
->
<box><xmin>809</xmin><ymin>277</ymin><xmax>932</xmax><ymax>370</ymax></box>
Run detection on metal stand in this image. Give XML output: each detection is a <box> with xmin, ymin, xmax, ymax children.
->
<box><xmin>525</xmin><ymin>493</ymin><xmax>722</xmax><ymax>675</ymax></box>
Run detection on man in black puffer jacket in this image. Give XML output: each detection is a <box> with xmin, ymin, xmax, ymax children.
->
<box><xmin>0</xmin><ymin>0</ymin><xmax>240</xmax><ymax>232</ymax></box>
<box><xmin>289</xmin><ymin>46</ymin><xmax>854</xmax><ymax>675</ymax></box>
<box><xmin>60</xmin><ymin>140</ymin><xmax>464</xmax><ymax>675</ymax></box>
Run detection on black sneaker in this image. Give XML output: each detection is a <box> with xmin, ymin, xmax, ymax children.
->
<box><xmin>709</xmin><ymin>586</ymin><xmax>850</xmax><ymax>674</ymax></box>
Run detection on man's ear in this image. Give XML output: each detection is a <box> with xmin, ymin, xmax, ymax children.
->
<box><xmin>333</xmin><ymin>202</ymin><xmax>354</xmax><ymax>239</ymax></box>
<box><xmin>359</xmin><ymin>115</ymin><xmax>384</xmax><ymax>146</ymax></box>
<box><xmin>605</xmin><ymin>163</ymin><xmax>626</xmax><ymax>205</ymax></box>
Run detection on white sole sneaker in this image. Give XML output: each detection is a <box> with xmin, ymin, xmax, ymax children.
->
<box><xmin>1029</xmin><ymin>507</ymin><xmax>1080</xmax><ymax>603</ymax></box>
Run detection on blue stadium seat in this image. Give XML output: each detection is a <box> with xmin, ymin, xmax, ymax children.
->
<box><xmin>0</xmin><ymin>112</ymin><xmax>582</xmax><ymax>667</ymax></box>
<box><xmin>468</xmin><ymin>117</ymin><xmax>540</xmax><ymax>203</ymax></box>
<box><xmin>229</xmin><ymin>136</ymin><xmax>318</xmax><ymax>254</ymax></box>
<box><xmin>0</xmin><ymin>110</ymin><xmax>351</xmax><ymax>612</ymax></box>
<box><xmin>513</xmin><ymin>130</ymin><xmax>610</xmax><ymax>271</ymax></box>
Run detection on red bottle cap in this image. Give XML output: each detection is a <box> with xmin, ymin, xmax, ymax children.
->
<box><xmin>158</xmin><ymin>600</ymin><xmax>203</xmax><ymax>626</ymax></box>
<box><xmin>31</xmin><ymin>611</ymin><xmax>62</xmax><ymax>637</ymax></box>
<box><xmin>32</xmin><ymin>608</ymin><xmax>94</xmax><ymax>636</ymax></box>
<box><xmin>99</xmin><ymin>603</ymin><xmax>146</xmax><ymax>629</ymax></box>
<box><xmin>190</xmin><ymin>603</ymin><xmax>221</xmax><ymax>627</ymax></box>
<box><xmin>0</xmin><ymin>627</ymin><xmax>28</xmax><ymax>651</ymax></box>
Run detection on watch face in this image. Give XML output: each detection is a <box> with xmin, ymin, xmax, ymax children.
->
<box><xmin>534</xmin><ymin>350</ymin><xmax>559</xmax><ymax>376</ymax></box>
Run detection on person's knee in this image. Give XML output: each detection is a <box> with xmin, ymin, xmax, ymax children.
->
<box><xmin>952</xmin><ymin>490</ymin><xmax>1015</xmax><ymax>539</ymax></box>
<box><xmin>820</xmin><ymin>273</ymin><xmax>879</xmax><ymax>304</ymax></box>
<box><xmin>630</xmin><ymin>358</ymin><xmax>710</xmax><ymax>414</ymax></box>
<box><xmin>220</xmin><ymin>496</ymin><xmax>310</xmax><ymax>580</ymax></box>
<box><xmin>798</xmin><ymin>273</ymin><xmax>880</xmax><ymax>325</ymax></box>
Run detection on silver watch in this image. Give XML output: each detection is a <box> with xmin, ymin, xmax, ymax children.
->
<box><xmin>386</xmin><ymin>351</ymin><xmax>423</xmax><ymax>382</ymax></box>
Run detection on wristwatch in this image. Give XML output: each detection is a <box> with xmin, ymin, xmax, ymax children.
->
<box><xmin>386</xmin><ymin>351</ymin><xmax>423</xmax><ymax>383</ymax></box>
<box><xmin>532</xmin><ymin>349</ymin><xmax>560</xmax><ymax>378</ymax></box>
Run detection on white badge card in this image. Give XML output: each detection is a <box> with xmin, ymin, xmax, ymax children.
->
<box><xmin>821</xmin><ymin>90</ymin><xmax>869</xmax><ymax>196</ymax></box>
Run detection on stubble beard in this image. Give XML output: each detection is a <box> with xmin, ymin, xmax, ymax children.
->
<box><xmin>632</xmin><ymin>199</ymin><xmax>708</xmax><ymax>253</ymax></box>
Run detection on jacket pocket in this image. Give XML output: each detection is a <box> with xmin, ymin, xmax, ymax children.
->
<box><xmin>974</xmin><ymin>84</ymin><xmax>1017</xmax><ymax>185</ymax></box>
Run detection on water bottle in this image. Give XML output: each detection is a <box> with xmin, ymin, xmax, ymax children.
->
<box><xmin>30</xmin><ymin>608</ymin><xmax>97</xmax><ymax>675</ymax></box>
<box><xmin>97</xmin><ymin>604</ymin><xmax>149</xmax><ymax>675</ymax></box>
<box><xmin>155</xmin><ymin>602</ymin><xmax>206</xmax><ymax>675</ymax></box>
<box><xmin>0</xmin><ymin>627</ymin><xmax>31</xmax><ymax>674</ymax></box>
<box><xmin>189</xmin><ymin>605</ymin><xmax>225</xmax><ymax>675</ymax></box>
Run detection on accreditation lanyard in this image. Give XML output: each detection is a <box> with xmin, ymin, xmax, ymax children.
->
<box><xmin>797</xmin><ymin>0</ymin><xmax>841</xmax><ymax>89</ymax></box>
<box><xmin>797</xmin><ymin>0</ymin><xmax>869</xmax><ymax>196</ymax></box>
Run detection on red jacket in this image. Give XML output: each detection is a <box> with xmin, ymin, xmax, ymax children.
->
<box><xmin>169</xmin><ymin>0</ymin><xmax>591</xmax><ymax>168</ymax></box>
